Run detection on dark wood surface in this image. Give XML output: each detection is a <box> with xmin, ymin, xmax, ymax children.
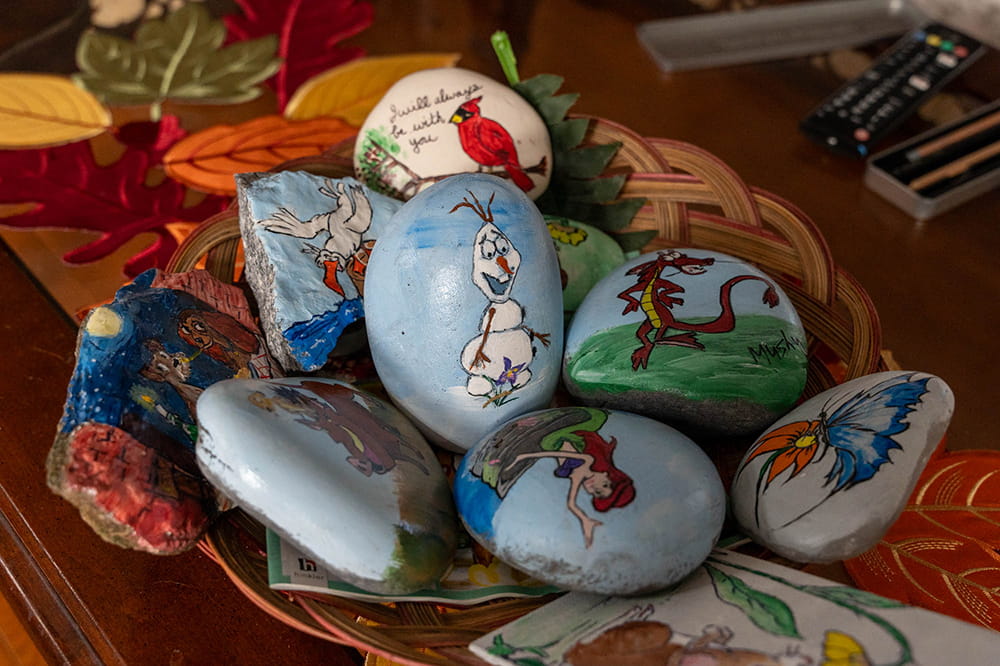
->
<box><xmin>2</xmin><ymin>1</ymin><xmax>998</xmax><ymax>664</ymax></box>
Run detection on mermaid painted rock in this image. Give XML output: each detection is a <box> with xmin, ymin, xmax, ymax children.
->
<box><xmin>454</xmin><ymin>406</ymin><xmax>726</xmax><ymax>595</ymax></box>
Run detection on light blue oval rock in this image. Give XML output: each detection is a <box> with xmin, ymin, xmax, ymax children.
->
<box><xmin>731</xmin><ymin>371</ymin><xmax>954</xmax><ymax>563</ymax></box>
<box><xmin>545</xmin><ymin>216</ymin><xmax>626</xmax><ymax>313</ymax></box>
<box><xmin>564</xmin><ymin>248</ymin><xmax>807</xmax><ymax>438</ymax></box>
<box><xmin>195</xmin><ymin>377</ymin><xmax>458</xmax><ymax>594</ymax></box>
<box><xmin>365</xmin><ymin>173</ymin><xmax>563</xmax><ymax>451</ymax></box>
<box><xmin>454</xmin><ymin>407</ymin><xmax>726</xmax><ymax>595</ymax></box>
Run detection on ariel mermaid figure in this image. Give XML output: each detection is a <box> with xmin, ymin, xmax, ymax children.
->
<box><xmin>471</xmin><ymin>407</ymin><xmax>635</xmax><ymax>547</ymax></box>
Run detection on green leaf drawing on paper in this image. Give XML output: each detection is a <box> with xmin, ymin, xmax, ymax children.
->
<box><xmin>74</xmin><ymin>4</ymin><xmax>279</xmax><ymax>115</ymax></box>
<box><xmin>802</xmin><ymin>585</ymin><xmax>908</xmax><ymax>609</ymax></box>
<box><xmin>705</xmin><ymin>564</ymin><xmax>802</xmax><ymax>639</ymax></box>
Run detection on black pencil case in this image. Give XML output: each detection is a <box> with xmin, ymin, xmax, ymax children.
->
<box><xmin>864</xmin><ymin>99</ymin><xmax>1000</xmax><ymax>220</ymax></box>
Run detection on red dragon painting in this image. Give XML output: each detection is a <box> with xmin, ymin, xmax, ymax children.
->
<box><xmin>616</xmin><ymin>250</ymin><xmax>779</xmax><ymax>370</ymax></box>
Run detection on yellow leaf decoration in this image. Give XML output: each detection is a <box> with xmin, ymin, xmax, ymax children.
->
<box><xmin>284</xmin><ymin>53</ymin><xmax>461</xmax><ymax>126</ymax></box>
<box><xmin>0</xmin><ymin>74</ymin><xmax>111</xmax><ymax>149</ymax></box>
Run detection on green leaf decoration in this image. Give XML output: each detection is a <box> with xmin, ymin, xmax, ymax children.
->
<box><xmin>74</xmin><ymin>4</ymin><xmax>279</xmax><ymax>115</ymax></box>
<box><xmin>802</xmin><ymin>585</ymin><xmax>908</xmax><ymax>609</ymax></box>
<box><xmin>504</xmin><ymin>65</ymin><xmax>646</xmax><ymax>253</ymax></box>
<box><xmin>558</xmin><ymin>144</ymin><xmax>621</xmax><ymax>180</ymax></box>
<box><xmin>705</xmin><ymin>564</ymin><xmax>802</xmax><ymax>639</ymax></box>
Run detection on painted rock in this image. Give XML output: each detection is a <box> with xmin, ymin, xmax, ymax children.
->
<box><xmin>546</xmin><ymin>216</ymin><xmax>626</xmax><ymax>313</ymax></box>
<box><xmin>196</xmin><ymin>377</ymin><xmax>458</xmax><ymax>594</ymax></box>
<box><xmin>364</xmin><ymin>173</ymin><xmax>563</xmax><ymax>451</ymax></box>
<box><xmin>236</xmin><ymin>171</ymin><xmax>403</xmax><ymax>373</ymax></box>
<box><xmin>730</xmin><ymin>371</ymin><xmax>954</xmax><ymax>563</ymax></box>
<box><xmin>354</xmin><ymin>67</ymin><xmax>552</xmax><ymax>201</ymax></box>
<box><xmin>563</xmin><ymin>248</ymin><xmax>807</xmax><ymax>438</ymax></box>
<box><xmin>46</xmin><ymin>269</ymin><xmax>281</xmax><ymax>554</ymax></box>
<box><xmin>454</xmin><ymin>406</ymin><xmax>726</xmax><ymax>595</ymax></box>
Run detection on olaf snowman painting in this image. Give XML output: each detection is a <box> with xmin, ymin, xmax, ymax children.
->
<box><xmin>364</xmin><ymin>174</ymin><xmax>563</xmax><ymax>452</ymax></box>
<box><xmin>453</xmin><ymin>191</ymin><xmax>552</xmax><ymax>406</ymax></box>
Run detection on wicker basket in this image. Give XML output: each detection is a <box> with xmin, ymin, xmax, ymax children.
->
<box><xmin>167</xmin><ymin>116</ymin><xmax>889</xmax><ymax>665</ymax></box>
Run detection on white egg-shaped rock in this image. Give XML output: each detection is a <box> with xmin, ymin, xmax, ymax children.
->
<box><xmin>731</xmin><ymin>371</ymin><xmax>954</xmax><ymax>563</ymax></box>
<box><xmin>195</xmin><ymin>377</ymin><xmax>458</xmax><ymax>595</ymax></box>
<box><xmin>365</xmin><ymin>173</ymin><xmax>563</xmax><ymax>451</ymax></box>
<box><xmin>564</xmin><ymin>248</ymin><xmax>808</xmax><ymax>438</ymax></box>
<box><xmin>454</xmin><ymin>407</ymin><xmax>726</xmax><ymax>595</ymax></box>
<box><xmin>354</xmin><ymin>67</ymin><xmax>552</xmax><ymax>201</ymax></box>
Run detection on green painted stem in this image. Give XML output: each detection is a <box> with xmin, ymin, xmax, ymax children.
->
<box><xmin>705</xmin><ymin>556</ymin><xmax>913</xmax><ymax>666</ymax></box>
<box><xmin>491</xmin><ymin>31</ymin><xmax>520</xmax><ymax>85</ymax></box>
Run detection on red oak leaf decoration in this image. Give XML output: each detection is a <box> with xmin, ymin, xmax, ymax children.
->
<box><xmin>844</xmin><ymin>450</ymin><xmax>1000</xmax><ymax>631</ymax></box>
<box><xmin>224</xmin><ymin>0</ymin><xmax>374</xmax><ymax>110</ymax></box>
<box><xmin>0</xmin><ymin>139</ymin><xmax>229</xmax><ymax>277</ymax></box>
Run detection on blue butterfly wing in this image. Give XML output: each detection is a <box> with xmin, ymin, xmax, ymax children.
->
<box><xmin>822</xmin><ymin>375</ymin><xmax>930</xmax><ymax>492</ymax></box>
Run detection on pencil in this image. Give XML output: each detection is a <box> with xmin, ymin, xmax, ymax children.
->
<box><xmin>908</xmin><ymin>138</ymin><xmax>1000</xmax><ymax>190</ymax></box>
<box><xmin>905</xmin><ymin>108</ymin><xmax>1000</xmax><ymax>162</ymax></box>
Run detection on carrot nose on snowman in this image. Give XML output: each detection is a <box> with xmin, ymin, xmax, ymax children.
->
<box><xmin>496</xmin><ymin>255</ymin><xmax>514</xmax><ymax>275</ymax></box>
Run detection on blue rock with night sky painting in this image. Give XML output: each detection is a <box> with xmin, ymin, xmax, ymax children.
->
<box><xmin>563</xmin><ymin>248</ymin><xmax>808</xmax><ymax>438</ymax></box>
<box><xmin>236</xmin><ymin>171</ymin><xmax>403</xmax><ymax>373</ymax></box>
<box><xmin>364</xmin><ymin>173</ymin><xmax>563</xmax><ymax>452</ymax></box>
<box><xmin>46</xmin><ymin>269</ymin><xmax>280</xmax><ymax>554</ymax></box>
<box><xmin>454</xmin><ymin>406</ymin><xmax>726</xmax><ymax>595</ymax></box>
<box><xmin>731</xmin><ymin>371</ymin><xmax>954</xmax><ymax>563</ymax></box>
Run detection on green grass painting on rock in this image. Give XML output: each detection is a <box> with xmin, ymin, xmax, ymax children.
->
<box><xmin>565</xmin><ymin>315</ymin><xmax>807</xmax><ymax>412</ymax></box>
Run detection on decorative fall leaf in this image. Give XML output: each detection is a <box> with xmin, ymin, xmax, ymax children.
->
<box><xmin>162</xmin><ymin>115</ymin><xmax>357</xmax><ymax>195</ymax></box>
<box><xmin>0</xmin><ymin>140</ymin><xmax>229</xmax><ymax>277</ymax></box>
<box><xmin>284</xmin><ymin>52</ymin><xmax>462</xmax><ymax>125</ymax></box>
<box><xmin>0</xmin><ymin>74</ymin><xmax>111</xmax><ymax>149</ymax></box>
<box><xmin>74</xmin><ymin>4</ymin><xmax>280</xmax><ymax>113</ymax></box>
<box><xmin>844</xmin><ymin>450</ymin><xmax>1000</xmax><ymax>631</ymax></box>
<box><xmin>224</xmin><ymin>0</ymin><xmax>374</xmax><ymax>110</ymax></box>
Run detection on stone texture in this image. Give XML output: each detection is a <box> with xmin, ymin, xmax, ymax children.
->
<box><xmin>730</xmin><ymin>371</ymin><xmax>954</xmax><ymax>563</ymax></box>
<box><xmin>196</xmin><ymin>377</ymin><xmax>458</xmax><ymax>595</ymax></box>
<box><xmin>564</xmin><ymin>248</ymin><xmax>807</xmax><ymax>438</ymax></box>
<box><xmin>236</xmin><ymin>171</ymin><xmax>402</xmax><ymax>372</ymax></box>
<box><xmin>454</xmin><ymin>406</ymin><xmax>726</xmax><ymax>595</ymax></box>
<box><xmin>364</xmin><ymin>173</ymin><xmax>563</xmax><ymax>451</ymax></box>
<box><xmin>47</xmin><ymin>269</ymin><xmax>280</xmax><ymax>554</ymax></box>
<box><xmin>354</xmin><ymin>67</ymin><xmax>552</xmax><ymax>201</ymax></box>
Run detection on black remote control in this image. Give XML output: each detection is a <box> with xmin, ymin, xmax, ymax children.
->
<box><xmin>799</xmin><ymin>23</ymin><xmax>986</xmax><ymax>157</ymax></box>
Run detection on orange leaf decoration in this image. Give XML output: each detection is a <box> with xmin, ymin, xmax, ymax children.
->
<box><xmin>162</xmin><ymin>115</ymin><xmax>357</xmax><ymax>195</ymax></box>
<box><xmin>0</xmin><ymin>74</ymin><xmax>111</xmax><ymax>149</ymax></box>
<box><xmin>284</xmin><ymin>53</ymin><xmax>461</xmax><ymax>126</ymax></box>
<box><xmin>844</xmin><ymin>450</ymin><xmax>1000</xmax><ymax>631</ymax></box>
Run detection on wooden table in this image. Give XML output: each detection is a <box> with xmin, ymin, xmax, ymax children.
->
<box><xmin>2</xmin><ymin>1</ymin><xmax>998</xmax><ymax>663</ymax></box>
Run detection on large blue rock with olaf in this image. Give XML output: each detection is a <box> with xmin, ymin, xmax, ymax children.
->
<box><xmin>364</xmin><ymin>174</ymin><xmax>563</xmax><ymax>452</ymax></box>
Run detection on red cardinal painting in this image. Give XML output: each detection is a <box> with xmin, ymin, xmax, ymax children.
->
<box><xmin>450</xmin><ymin>96</ymin><xmax>535</xmax><ymax>192</ymax></box>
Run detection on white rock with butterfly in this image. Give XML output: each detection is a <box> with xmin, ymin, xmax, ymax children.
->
<box><xmin>730</xmin><ymin>370</ymin><xmax>954</xmax><ymax>563</ymax></box>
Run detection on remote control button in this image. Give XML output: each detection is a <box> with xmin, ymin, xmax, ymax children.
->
<box><xmin>954</xmin><ymin>45</ymin><xmax>969</xmax><ymax>57</ymax></box>
<box><xmin>936</xmin><ymin>53</ymin><xmax>958</xmax><ymax>68</ymax></box>
<box><xmin>927</xmin><ymin>34</ymin><xmax>942</xmax><ymax>46</ymax></box>
<box><xmin>941</xmin><ymin>40</ymin><xmax>954</xmax><ymax>51</ymax></box>
<box><xmin>854</xmin><ymin>128</ymin><xmax>870</xmax><ymax>141</ymax></box>
<box><xmin>908</xmin><ymin>74</ymin><xmax>931</xmax><ymax>91</ymax></box>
